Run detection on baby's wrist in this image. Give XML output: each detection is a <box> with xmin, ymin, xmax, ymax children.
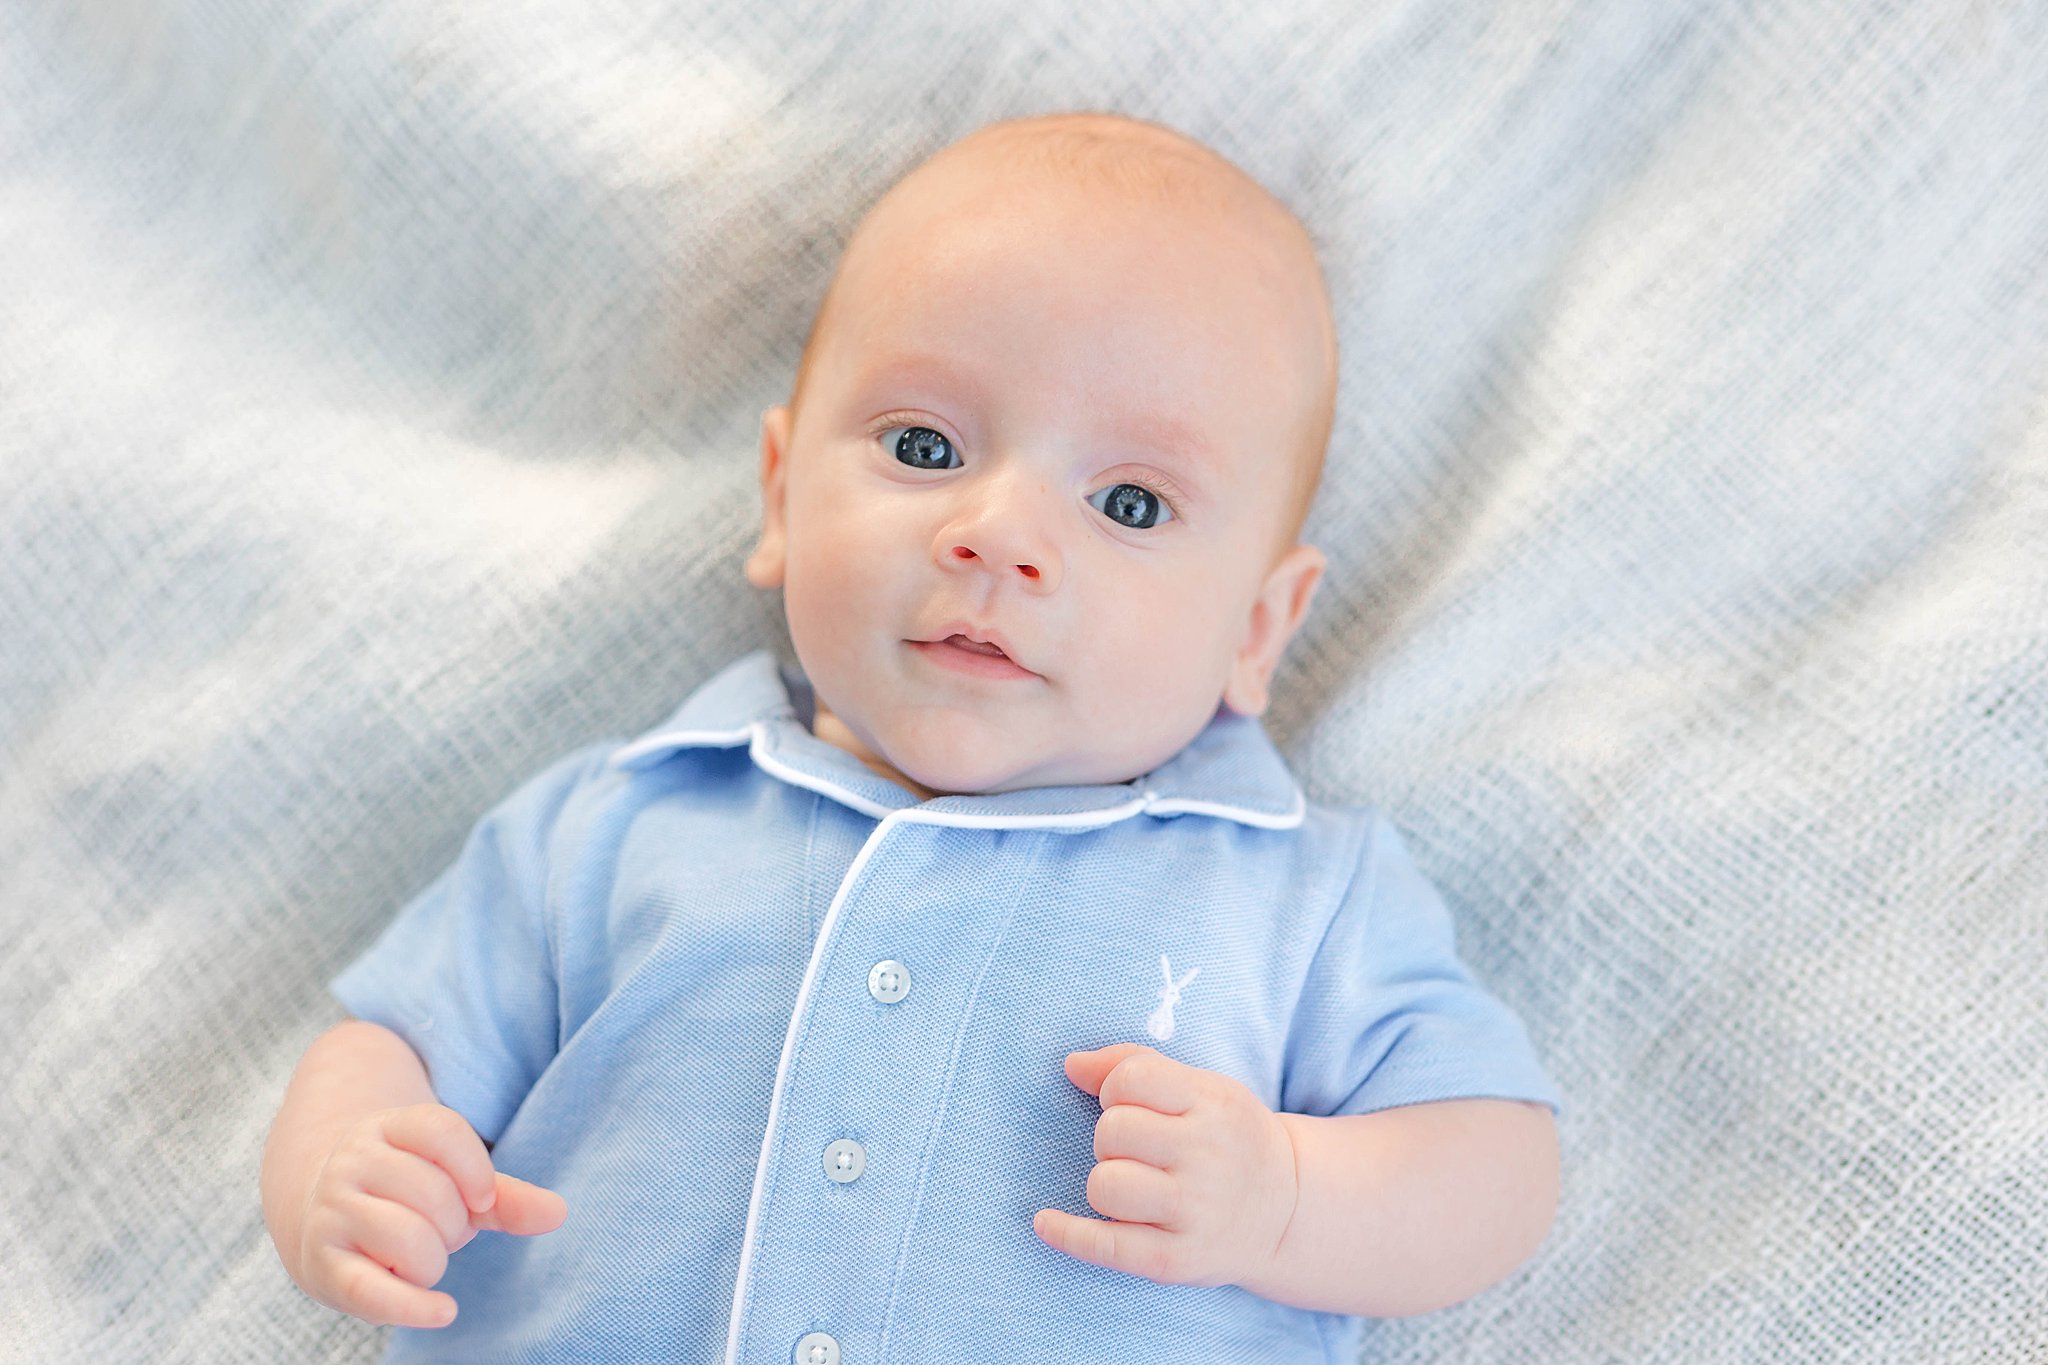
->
<box><xmin>1231</xmin><ymin>1111</ymin><xmax>1307</xmax><ymax>1302</ymax></box>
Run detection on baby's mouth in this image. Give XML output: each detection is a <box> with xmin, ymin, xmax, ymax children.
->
<box><xmin>908</xmin><ymin>632</ymin><xmax>1040</xmax><ymax>681</ymax></box>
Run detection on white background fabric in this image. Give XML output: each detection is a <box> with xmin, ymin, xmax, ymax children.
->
<box><xmin>2</xmin><ymin>1</ymin><xmax>2043</xmax><ymax>1361</ymax></box>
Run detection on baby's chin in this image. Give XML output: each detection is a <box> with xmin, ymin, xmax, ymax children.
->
<box><xmin>879</xmin><ymin>736</ymin><xmax>1050</xmax><ymax>798</ymax></box>
<box><xmin>875</xmin><ymin>720</ymin><xmax>1151</xmax><ymax>797</ymax></box>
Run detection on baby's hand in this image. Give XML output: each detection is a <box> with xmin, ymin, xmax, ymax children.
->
<box><xmin>1033</xmin><ymin>1044</ymin><xmax>1298</xmax><ymax>1291</ymax></box>
<box><xmin>290</xmin><ymin>1103</ymin><xmax>567</xmax><ymax>1329</ymax></box>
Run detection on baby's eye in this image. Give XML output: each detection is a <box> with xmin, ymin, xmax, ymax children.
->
<box><xmin>1088</xmin><ymin>483</ymin><xmax>1174</xmax><ymax>530</ymax></box>
<box><xmin>880</xmin><ymin>425</ymin><xmax>958</xmax><ymax>470</ymax></box>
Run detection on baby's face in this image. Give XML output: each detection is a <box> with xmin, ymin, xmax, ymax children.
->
<box><xmin>747</xmin><ymin>141</ymin><xmax>1329</xmax><ymax>798</ymax></box>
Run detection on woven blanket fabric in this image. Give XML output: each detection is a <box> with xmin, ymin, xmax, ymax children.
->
<box><xmin>2</xmin><ymin>2</ymin><xmax>2043</xmax><ymax>1361</ymax></box>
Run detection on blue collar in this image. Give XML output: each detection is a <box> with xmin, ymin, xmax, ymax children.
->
<box><xmin>607</xmin><ymin>649</ymin><xmax>1305</xmax><ymax>830</ymax></box>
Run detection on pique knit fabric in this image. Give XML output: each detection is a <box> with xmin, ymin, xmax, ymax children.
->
<box><xmin>331</xmin><ymin>648</ymin><xmax>1558</xmax><ymax>1363</ymax></box>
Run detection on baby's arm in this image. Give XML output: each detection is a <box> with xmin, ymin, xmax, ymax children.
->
<box><xmin>260</xmin><ymin>1018</ymin><xmax>566</xmax><ymax>1328</ymax></box>
<box><xmin>1246</xmin><ymin>1098</ymin><xmax>1559</xmax><ymax>1318</ymax></box>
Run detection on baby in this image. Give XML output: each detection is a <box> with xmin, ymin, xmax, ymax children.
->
<box><xmin>262</xmin><ymin>111</ymin><xmax>1560</xmax><ymax>1362</ymax></box>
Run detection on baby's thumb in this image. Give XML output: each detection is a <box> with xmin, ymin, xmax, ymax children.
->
<box><xmin>470</xmin><ymin>1171</ymin><xmax>568</xmax><ymax>1237</ymax></box>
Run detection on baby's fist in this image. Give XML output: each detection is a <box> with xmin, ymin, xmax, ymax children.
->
<box><xmin>1033</xmin><ymin>1044</ymin><xmax>1297</xmax><ymax>1291</ymax></box>
<box><xmin>292</xmin><ymin>1103</ymin><xmax>566</xmax><ymax>1329</ymax></box>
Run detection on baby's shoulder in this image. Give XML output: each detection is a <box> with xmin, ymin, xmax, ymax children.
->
<box><xmin>1283</xmin><ymin>794</ymin><xmax>1392</xmax><ymax>883</ymax></box>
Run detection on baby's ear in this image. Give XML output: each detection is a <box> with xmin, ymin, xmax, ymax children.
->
<box><xmin>744</xmin><ymin>406</ymin><xmax>794</xmax><ymax>590</ymax></box>
<box><xmin>1222</xmin><ymin>542</ymin><xmax>1324</xmax><ymax>717</ymax></box>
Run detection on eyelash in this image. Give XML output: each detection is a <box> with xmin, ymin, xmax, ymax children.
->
<box><xmin>867</xmin><ymin>413</ymin><xmax>1187</xmax><ymax>523</ymax></box>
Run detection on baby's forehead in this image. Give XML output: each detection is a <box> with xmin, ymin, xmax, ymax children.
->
<box><xmin>926</xmin><ymin>123</ymin><xmax>1299</xmax><ymax>249</ymax></box>
<box><xmin>853</xmin><ymin>145</ymin><xmax>1321</xmax><ymax>340</ymax></box>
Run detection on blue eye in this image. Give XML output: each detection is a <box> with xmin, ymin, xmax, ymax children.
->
<box><xmin>1089</xmin><ymin>483</ymin><xmax>1174</xmax><ymax>529</ymax></box>
<box><xmin>881</xmin><ymin>425</ymin><xmax>957</xmax><ymax>470</ymax></box>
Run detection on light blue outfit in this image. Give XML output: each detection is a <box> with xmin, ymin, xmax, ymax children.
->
<box><xmin>331</xmin><ymin>649</ymin><xmax>1559</xmax><ymax>1364</ymax></box>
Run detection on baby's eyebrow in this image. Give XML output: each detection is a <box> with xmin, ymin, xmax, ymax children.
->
<box><xmin>1098</xmin><ymin>411</ymin><xmax>1216</xmax><ymax>482</ymax></box>
<box><xmin>851</xmin><ymin>352</ymin><xmax>982</xmax><ymax>405</ymax></box>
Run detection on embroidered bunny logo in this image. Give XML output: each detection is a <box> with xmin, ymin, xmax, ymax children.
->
<box><xmin>1144</xmin><ymin>954</ymin><xmax>1201</xmax><ymax>1042</ymax></box>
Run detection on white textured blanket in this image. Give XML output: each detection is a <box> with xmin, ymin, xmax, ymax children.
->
<box><xmin>3</xmin><ymin>2</ymin><xmax>2043</xmax><ymax>1361</ymax></box>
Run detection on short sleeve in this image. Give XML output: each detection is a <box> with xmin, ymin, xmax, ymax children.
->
<box><xmin>1280</xmin><ymin>812</ymin><xmax>1561</xmax><ymax>1119</ymax></box>
<box><xmin>329</xmin><ymin>739</ymin><xmax>615</xmax><ymax>1145</ymax></box>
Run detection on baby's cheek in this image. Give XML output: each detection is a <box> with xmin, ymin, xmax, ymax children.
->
<box><xmin>784</xmin><ymin>532</ymin><xmax>880</xmax><ymax>629</ymax></box>
<box><xmin>1125</xmin><ymin>609</ymin><xmax>1227</xmax><ymax>699</ymax></box>
<box><xmin>1074</xmin><ymin>666</ymin><xmax>1213</xmax><ymax>780</ymax></box>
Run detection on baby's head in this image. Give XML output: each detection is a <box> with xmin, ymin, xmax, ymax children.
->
<box><xmin>746</xmin><ymin>111</ymin><xmax>1337</xmax><ymax>799</ymax></box>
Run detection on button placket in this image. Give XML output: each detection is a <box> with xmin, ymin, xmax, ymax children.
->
<box><xmin>799</xmin><ymin>957</ymin><xmax>908</xmax><ymax>1356</ymax></box>
<box><xmin>748</xmin><ymin>817</ymin><xmax>1037</xmax><ymax>1365</ymax></box>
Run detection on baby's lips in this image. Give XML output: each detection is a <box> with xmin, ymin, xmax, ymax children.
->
<box><xmin>920</xmin><ymin>621</ymin><xmax>1037</xmax><ymax>675</ymax></box>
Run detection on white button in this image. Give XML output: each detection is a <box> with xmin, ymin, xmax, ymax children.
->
<box><xmin>823</xmin><ymin>1138</ymin><xmax>866</xmax><ymax>1183</ymax></box>
<box><xmin>868</xmin><ymin>959</ymin><xmax>911</xmax><ymax>1004</ymax></box>
<box><xmin>794</xmin><ymin>1331</ymin><xmax>840</xmax><ymax>1364</ymax></box>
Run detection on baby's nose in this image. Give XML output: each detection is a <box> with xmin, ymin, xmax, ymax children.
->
<box><xmin>936</xmin><ymin>476</ymin><xmax>1065</xmax><ymax>590</ymax></box>
<box><xmin>947</xmin><ymin>545</ymin><xmax>1043</xmax><ymax>582</ymax></box>
<box><xmin>941</xmin><ymin>542</ymin><xmax>1063</xmax><ymax>594</ymax></box>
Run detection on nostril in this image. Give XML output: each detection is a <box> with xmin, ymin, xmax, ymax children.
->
<box><xmin>951</xmin><ymin>546</ymin><xmax>976</xmax><ymax>560</ymax></box>
<box><xmin>1018</xmin><ymin>565</ymin><xmax>1039</xmax><ymax>579</ymax></box>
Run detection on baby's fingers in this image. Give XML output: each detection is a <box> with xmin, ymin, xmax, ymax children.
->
<box><xmin>471</xmin><ymin>1171</ymin><xmax>568</xmax><ymax>1237</ymax></box>
<box><xmin>378</xmin><ymin>1105</ymin><xmax>498</xmax><ymax>1216</ymax></box>
<box><xmin>343</xmin><ymin>1190</ymin><xmax>458</xmax><ymax>1294</ymax></box>
<box><xmin>318</xmin><ymin>1244</ymin><xmax>459</xmax><ymax>1330</ymax></box>
<box><xmin>357</xmin><ymin>1147</ymin><xmax>478</xmax><ymax>1254</ymax></box>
